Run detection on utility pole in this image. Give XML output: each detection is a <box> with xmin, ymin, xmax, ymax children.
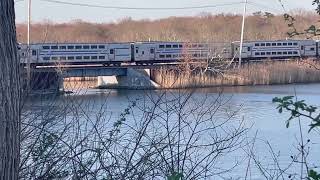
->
<box><xmin>239</xmin><ymin>0</ymin><xmax>248</xmax><ymax>68</ymax></box>
<box><xmin>27</xmin><ymin>0</ymin><xmax>31</xmax><ymax>46</ymax></box>
<box><xmin>27</xmin><ymin>0</ymin><xmax>31</xmax><ymax>90</ymax></box>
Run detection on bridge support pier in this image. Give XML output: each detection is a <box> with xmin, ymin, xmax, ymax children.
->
<box><xmin>97</xmin><ymin>68</ymin><xmax>160</xmax><ymax>89</ymax></box>
<box><xmin>23</xmin><ymin>71</ymin><xmax>62</xmax><ymax>95</ymax></box>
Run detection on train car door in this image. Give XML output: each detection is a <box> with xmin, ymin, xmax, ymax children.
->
<box><xmin>300</xmin><ymin>44</ymin><xmax>306</xmax><ymax>56</ymax></box>
<box><xmin>109</xmin><ymin>48</ymin><xmax>115</xmax><ymax>61</ymax></box>
<box><xmin>31</xmin><ymin>49</ymin><xmax>39</xmax><ymax>62</ymax></box>
<box><xmin>149</xmin><ymin>47</ymin><xmax>156</xmax><ymax>61</ymax></box>
<box><xmin>19</xmin><ymin>46</ymin><xmax>28</xmax><ymax>63</ymax></box>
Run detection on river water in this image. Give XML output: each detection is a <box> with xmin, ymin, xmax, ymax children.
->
<box><xmin>26</xmin><ymin>83</ymin><xmax>320</xmax><ymax>179</ymax></box>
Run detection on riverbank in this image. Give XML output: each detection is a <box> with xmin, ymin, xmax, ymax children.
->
<box><xmin>150</xmin><ymin>60</ymin><xmax>320</xmax><ymax>89</ymax></box>
<box><xmin>61</xmin><ymin>60</ymin><xmax>320</xmax><ymax>91</ymax></box>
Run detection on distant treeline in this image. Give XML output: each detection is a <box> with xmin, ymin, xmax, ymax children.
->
<box><xmin>16</xmin><ymin>10</ymin><xmax>319</xmax><ymax>43</ymax></box>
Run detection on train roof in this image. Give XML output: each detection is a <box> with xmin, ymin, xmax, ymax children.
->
<box><xmin>19</xmin><ymin>42</ymin><xmax>135</xmax><ymax>45</ymax></box>
<box><xmin>233</xmin><ymin>39</ymin><xmax>315</xmax><ymax>43</ymax></box>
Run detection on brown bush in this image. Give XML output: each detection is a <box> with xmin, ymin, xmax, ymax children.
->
<box><xmin>16</xmin><ymin>10</ymin><xmax>320</xmax><ymax>43</ymax></box>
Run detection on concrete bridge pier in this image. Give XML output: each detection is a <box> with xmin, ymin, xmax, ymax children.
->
<box><xmin>24</xmin><ymin>71</ymin><xmax>62</xmax><ymax>94</ymax></box>
<box><xmin>97</xmin><ymin>68</ymin><xmax>160</xmax><ymax>89</ymax></box>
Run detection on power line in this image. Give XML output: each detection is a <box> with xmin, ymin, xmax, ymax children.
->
<box><xmin>247</xmin><ymin>2</ymin><xmax>282</xmax><ymax>13</ymax></box>
<box><xmin>40</xmin><ymin>0</ymin><xmax>246</xmax><ymax>10</ymax></box>
<box><xmin>276</xmin><ymin>0</ymin><xmax>287</xmax><ymax>13</ymax></box>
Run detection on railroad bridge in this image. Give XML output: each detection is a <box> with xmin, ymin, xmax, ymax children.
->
<box><xmin>24</xmin><ymin>64</ymin><xmax>178</xmax><ymax>93</ymax></box>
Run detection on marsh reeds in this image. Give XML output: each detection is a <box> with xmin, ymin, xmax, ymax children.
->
<box><xmin>151</xmin><ymin>60</ymin><xmax>320</xmax><ymax>89</ymax></box>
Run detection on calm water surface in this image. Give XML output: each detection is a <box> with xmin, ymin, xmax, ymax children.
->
<box><xmin>28</xmin><ymin>83</ymin><xmax>320</xmax><ymax>179</ymax></box>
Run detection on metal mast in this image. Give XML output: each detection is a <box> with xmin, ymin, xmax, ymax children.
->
<box><xmin>239</xmin><ymin>0</ymin><xmax>248</xmax><ymax>68</ymax></box>
<box><xmin>27</xmin><ymin>0</ymin><xmax>31</xmax><ymax>46</ymax></box>
<box><xmin>27</xmin><ymin>0</ymin><xmax>31</xmax><ymax>89</ymax></box>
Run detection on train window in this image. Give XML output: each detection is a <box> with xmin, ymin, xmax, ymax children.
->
<box><xmin>288</xmin><ymin>43</ymin><xmax>293</xmax><ymax>46</ymax></box>
<box><xmin>272</xmin><ymin>52</ymin><xmax>277</xmax><ymax>55</ymax></box>
<box><xmin>84</xmin><ymin>56</ymin><xmax>90</xmax><ymax>60</ymax></box>
<box><xmin>51</xmin><ymin>46</ymin><xmax>58</xmax><ymax>50</ymax></box>
<box><xmin>198</xmin><ymin>44</ymin><xmax>204</xmax><ymax>48</ymax></box>
<box><xmin>60</xmin><ymin>56</ymin><xmax>66</xmax><ymax>60</ymax></box>
<box><xmin>43</xmin><ymin>46</ymin><xmax>50</xmax><ymax>50</ymax></box>
<box><xmin>83</xmin><ymin>45</ymin><xmax>90</xmax><ymax>49</ymax></box>
<box><xmin>283</xmin><ymin>43</ymin><xmax>287</xmax><ymax>46</ymax></box>
<box><xmin>173</xmin><ymin>45</ymin><xmax>179</xmax><ymax>48</ymax></box>
<box><xmin>266</xmin><ymin>52</ymin><xmax>271</xmax><ymax>55</ymax></box>
<box><xmin>150</xmin><ymin>49</ymin><xmax>155</xmax><ymax>54</ymax></box>
<box><xmin>166</xmin><ymin>54</ymin><xmax>172</xmax><ymax>58</ymax></box>
<box><xmin>192</xmin><ymin>44</ymin><xmax>197</xmax><ymax>48</ymax></box>
<box><xmin>43</xmin><ymin>57</ymin><xmax>50</xmax><ymax>61</ymax></box>
<box><xmin>51</xmin><ymin>57</ymin><xmax>58</xmax><ymax>60</ymax></box>
<box><xmin>67</xmin><ymin>56</ymin><xmax>74</xmax><ymax>60</ymax></box>
<box><xmin>261</xmin><ymin>52</ymin><xmax>265</xmax><ymax>55</ymax></box>
<box><xmin>159</xmin><ymin>45</ymin><xmax>165</xmax><ymax>48</ymax></box>
<box><xmin>166</xmin><ymin>45</ymin><xmax>172</xmax><ymax>48</ymax></box>
<box><xmin>255</xmin><ymin>52</ymin><xmax>260</xmax><ymax>56</ymax></box>
<box><xmin>266</xmin><ymin>43</ymin><xmax>271</xmax><ymax>46</ymax></box>
<box><xmin>67</xmin><ymin>46</ymin><xmax>74</xmax><ymax>49</ymax></box>
<box><xmin>277</xmin><ymin>52</ymin><xmax>282</xmax><ymax>55</ymax></box>
<box><xmin>99</xmin><ymin>45</ymin><xmax>105</xmax><ymax>49</ymax></box>
<box><xmin>91</xmin><ymin>56</ymin><xmax>98</xmax><ymax>60</ymax></box>
<box><xmin>288</xmin><ymin>51</ymin><xmax>293</xmax><ymax>55</ymax></box>
<box><xmin>173</xmin><ymin>54</ymin><xmax>178</xmax><ymax>58</ymax></box>
<box><xmin>91</xmin><ymin>45</ymin><xmax>97</xmax><ymax>49</ymax></box>
<box><xmin>59</xmin><ymin>46</ymin><xmax>66</xmax><ymax>49</ymax></box>
<box><xmin>75</xmin><ymin>45</ymin><xmax>82</xmax><ymax>49</ymax></box>
<box><xmin>311</xmin><ymin>47</ymin><xmax>315</xmax><ymax>51</ymax></box>
<box><xmin>293</xmin><ymin>51</ymin><xmax>298</xmax><ymax>54</ymax></box>
<box><xmin>301</xmin><ymin>46</ymin><xmax>304</xmax><ymax>50</ymax></box>
<box><xmin>293</xmin><ymin>43</ymin><xmax>298</xmax><ymax>46</ymax></box>
<box><xmin>99</xmin><ymin>56</ymin><xmax>105</xmax><ymax>59</ymax></box>
<box><xmin>277</xmin><ymin>43</ymin><xmax>282</xmax><ymax>46</ymax></box>
<box><xmin>32</xmin><ymin>50</ymin><xmax>37</xmax><ymax>56</ymax></box>
<box><xmin>76</xmin><ymin>56</ymin><xmax>82</xmax><ymax>60</ymax></box>
<box><xmin>159</xmin><ymin>55</ymin><xmax>165</xmax><ymax>58</ymax></box>
<box><xmin>110</xmin><ymin>49</ymin><xmax>114</xmax><ymax>54</ymax></box>
<box><xmin>179</xmin><ymin>44</ymin><xmax>183</xmax><ymax>48</ymax></box>
<box><xmin>255</xmin><ymin>43</ymin><xmax>260</xmax><ymax>46</ymax></box>
<box><xmin>283</xmin><ymin>52</ymin><xmax>288</xmax><ymax>55</ymax></box>
<box><xmin>247</xmin><ymin>47</ymin><xmax>251</xmax><ymax>51</ymax></box>
<box><xmin>261</xmin><ymin>43</ymin><xmax>266</xmax><ymax>46</ymax></box>
<box><xmin>272</xmin><ymin>43</ymin><xmax>276</xmax><ymax>46</ymax></box>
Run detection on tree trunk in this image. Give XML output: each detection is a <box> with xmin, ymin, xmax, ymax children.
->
<box><xmin>0</xmin><ymin>0</ymin><xmax>21</xmax><ymax>179</ymax></box>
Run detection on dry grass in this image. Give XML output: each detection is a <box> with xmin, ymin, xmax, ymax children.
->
<box><xmin>151</xmin><ymin>60</ymin><xmax>320</xmax><ymax>89</ymax></box>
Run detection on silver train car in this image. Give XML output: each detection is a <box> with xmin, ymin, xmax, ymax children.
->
<box><xmin>19</xmin><ymin>39</ymin><xmax>320</xmax><ymax>66</ymax></box>
<box><xmin>232</xmin><ymin>40</ymin><xmax>317</xmax><ymax>60</ymax></box>
<box><xmin>134</xmin><ymin>42</ymin><xmax>232</xmax><ymax>64</ymax></box>
<box><xmin>19</xmin><ymin>43</ymin><xmax>132</xmax><ymax>65</ymax></box>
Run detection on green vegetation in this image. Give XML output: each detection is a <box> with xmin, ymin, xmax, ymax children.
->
<box><xmin>273</xmin><ymin>96</ymin><xmax>320</xmax><ymax>179</ymax></box>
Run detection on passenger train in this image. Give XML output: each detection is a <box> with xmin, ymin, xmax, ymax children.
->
<box><xmin>18</xmin><ymin>39</ymin><xmax>319</xmax><ymax>66</ymax></box>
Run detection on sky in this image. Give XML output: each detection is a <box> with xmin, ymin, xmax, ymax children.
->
<box><xmin>14</xmin><ymin>0</ymin><xmax>316</xmax><ymax>23</ymax></box>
